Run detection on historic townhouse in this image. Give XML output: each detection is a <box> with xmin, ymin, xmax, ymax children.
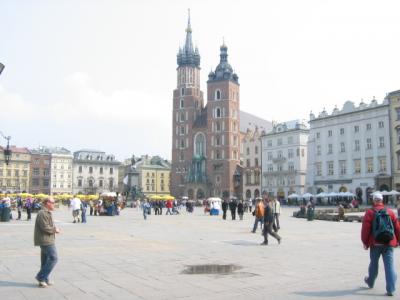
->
<box><xmin>261</xmin><ymin>121</ymin><xmax>309</xmax><ymax>200</ymax></box>
<box><xmin>73</xmin><ymin>149</ymin><xmax>120</xmax><ymax>194</ymax></box>
<box><xmin>306</xmin><ymin>99</ymin><xmax>391</xmax><ymax>204</ymax></box>
<box><xmin>242</xmin><ymin>127</ymin><xmax>262</xmax><ymax>200</ymax></box>
<box><xmin>0</xmin><ymin>146</ymin><xmax>31</xmax><ymax>192</ymax></box>
<box><xmin>386</xmin><ymin>90</ymin><xmax>400</xmax><ymax>191</ymax></box>
<box><xmin>47</xmin><ymin>147</ymin><xmax>73</xmax><ymax>195</ymax></box>
<box><xmin>29</xmin><ymin>147</ymin><xmax>51</xmax><ymax>194</ymax></box>
<box><xmin>136</xmin><ymin>155</ymin><xmax>171</xmax><ymax>197</ymax></box>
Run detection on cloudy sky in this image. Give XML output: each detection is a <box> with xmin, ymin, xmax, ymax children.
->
<box><xmin>1</xmin><ymin>0</ymin><xmax>400</xmax><ymax>161</ymax></box>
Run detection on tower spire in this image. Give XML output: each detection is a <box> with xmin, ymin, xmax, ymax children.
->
<box><xmin>185</xmin><ymin>9</ymin><xmax>193</xmax><ymax>53</ymax></box>
<box><xmin>177</xmin><ymin>9</ymin><xmax>200</xmax><ymax>67</ymax></box>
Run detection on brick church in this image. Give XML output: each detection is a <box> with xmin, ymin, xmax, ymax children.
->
<box><xmin>171</xmin><ymin>15</ymin><xmax>242</xmax><ymax>200</ymax></box>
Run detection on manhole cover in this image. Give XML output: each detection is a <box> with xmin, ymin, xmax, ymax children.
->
<box><xmin>182</xmin><ymin>264</ymin><xmax>242</xmax><ymax>275</ymax></box>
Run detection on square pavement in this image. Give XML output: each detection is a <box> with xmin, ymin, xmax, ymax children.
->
<box><xmin>0</xmin><ymin>205</ymin><xmax>399</xmax><ymax>299</ymax></box>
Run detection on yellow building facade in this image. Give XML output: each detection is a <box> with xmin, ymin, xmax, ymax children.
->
<box><xmin>136</xmin><ymin>156</ymin><xmax>171</xmax><ymax>197</ymax></box>
<box><xmin>0</xmin><ymin>146</ymin><xmax>31</xmax><ymax>192</ymax></box>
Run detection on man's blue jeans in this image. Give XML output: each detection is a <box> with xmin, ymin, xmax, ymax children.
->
<box><xmin>252</xmin><ymin>217</ymin><xmax>263</xmax><ymax>232</ymax></box>
<box><xmin>366</xmin><ymin>246</ymin><xmax>397</xmax><ymax>294</ymax></box>
<box><xmin>36</xmin><ymin>245</ymin><xmax>58</xmax><ymax>282</ymax></box>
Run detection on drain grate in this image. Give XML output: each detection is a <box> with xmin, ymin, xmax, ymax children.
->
<box><xmin>182</xmin><ymin>264</ymin><xmax>242</xmax><ymax>275</ymax></box>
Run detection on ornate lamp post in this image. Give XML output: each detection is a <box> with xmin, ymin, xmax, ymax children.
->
<box><xmin>0</xmin><ymin>131</ymin><xmax>12</xmax><ymax>165</ymax></box>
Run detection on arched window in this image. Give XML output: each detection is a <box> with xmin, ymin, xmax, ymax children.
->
<box><xmin>194</xmin><ymin>133</ymin><xmax>206</xmax><ymax>156</ymax></box>
<box><xmin>180</xmin><ymin>99</ymin><xmax>184</xmax><ymax>108</ymax></box>
<box><xmin>89</xmin><ymin>166</ymin><xmax>93</xmax><ymax>173</ymax></box>
<box><xmin>215</xmin><ymin>108</ymin><xmax>221</xmax><ymax>118</ymax></box>
<box><xmin>215</xmin><ymin>89</ymin><xmax>221</xmax><ymax>100</ymax></box>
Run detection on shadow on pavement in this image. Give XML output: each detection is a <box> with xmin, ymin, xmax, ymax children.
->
<box><xmin>0</xmin><ymin>281</ymin><xmax>37</xmax><ymax>288</ymax></box>
<box><xmin>293</xmin><ymin>287</ymin><xmax>375</xmax><ymax>297</ymax></box>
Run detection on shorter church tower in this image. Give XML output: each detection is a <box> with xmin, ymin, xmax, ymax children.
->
<box><xmin>206</xmin><ymin>43</ymin><xmax>240</xmax><ymax>198</ymax></box>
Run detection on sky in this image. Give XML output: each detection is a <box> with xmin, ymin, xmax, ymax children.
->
<box><xmin>1</xmin><ymin>0</ymin><xmax>400</xmax><ymax>161</ymax></box>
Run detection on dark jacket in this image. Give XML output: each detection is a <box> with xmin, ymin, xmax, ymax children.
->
<box><xmin>222</xmin><ymin>201</ymin><xmax>228</xmax><ymax>211</ymax></box>
<box><xmin>263</xmin><ymin>203</ymin><xmax>274</xmax><ymax>224</ymax></box>
<box><xmin>361</xmin><ymin>203</ymin><xmax>400</xmax><ymax>248</ymax></box>
<box><xmin>34</xmin><ymin>207</ymin><xmax>56</xmax><ymax>246</ymax></box>
<box><xmin>237</xmin><ymin>202</ymin><xmax>244</xmax><ymax>214</ymax></box>
<box><xmin>229</xmin><ymin>201</ymin><xmax>237</xmax><ymax>211</ymax></box>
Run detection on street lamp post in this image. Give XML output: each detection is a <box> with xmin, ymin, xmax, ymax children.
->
<box><xmin>0</xmin><ymin>131</ymin><xmax>12</xmax><ymax>165</ymax></box>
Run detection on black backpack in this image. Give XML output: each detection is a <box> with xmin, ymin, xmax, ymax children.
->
<box><xmin>372</xmin><ymin>209</ymin><xmax>395</xmax><ymax>244</ymax></box>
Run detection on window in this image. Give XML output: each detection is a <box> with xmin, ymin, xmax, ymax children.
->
<box><xmin>379</xmin><ymin>137</ymin><xmax>385</xmax><ymax>148</ymax></box>
<box><xmin>215</xmin><ymin>136</ymin><xmax>220</xmax><ymax>146</ymax></box>
<box><xmin>109</xmin><ymin>168</ymin><xmax>113</xmax><ymax>174</ymax></box>
<box><xmin>180</xmin><ymin>99</ymin><xmax>184</xmax><ymax>108</ymax></box>
<box><xmin>78</xmin><ymin>166</ymin><xmax>82</xmax><ymax>173</ymax></box>
<box><xmin>89</xmin><ymin>166</ymin><xmax>93</xmax><ymax>174</ymax></box>
<box><xmin>288</xmin><ymin>149</ymin><xmax>294</xmax><ymax>159</ymax></box>
<box><xmin>354</xmin><ymin>125</ymin><xmax>359</xmax><ymax>133</ymax></box>
<box><xmin>316</xmin><ymin>132</ymin><xmax>320</xmax><ymax>139</ymax></box>
<box><xmin>255</xmin><ymin>146</ymin><xmax>258</xmax><ymax>154</ymax></box>
<box><xmin>246</xmin><ymin>147</ymin><xmax>250</xmax><ymax>155</ymax></box>
<box><xmin>267</xmin><ymin>140</ymin><xmax>272</xmax><ymax>147</ymax></box>
<box><xmin>14</xmin><ymin>170</ymin><xmax>19</xmax><ymax>176</ymax></box>
<box><xmin>43</xmin><ymin>169</ymin><xmax>49</xmax><ymax>176</ymax></box>
<box><xmin>340</xmin><ymin>128</ymin><xmax>344</xmax><ymax>135</ymax></box>
<box><xmin>277</xmin><ymin>164</ymin><xmax>283</xmax><ymax>171</ymax></box>
<box><xmin>245</xmin><ymin>172</ymin><xmax>251</xmax><ymax>185</ymax></box>
<box><xmin>277</xmin><ymin>138</ymin><xmax>282</xmax><ymax>146</ymax></box>
<box><xmin>316</xmin><ymin>162</ymin><xmax>322</xmax><ymax>176</ymax></box>
<box><xmin>23</xmin><ymin>170</ymin><xmax>27</xmax><ymax>177</ymax></box>
<box><xmin>109</xmin><ymin>178</ymin><xmax>114</xmax><ymax>188</ymax></box>
<box><xmin>301</xmin><ymin>149</ymin><xmax>305</xmax><ymax>157</ymax></box>
<box><xmin>254</xmin><ymin>171</ymin><xmax>260</xmax><ymax>184</ymax></box>
<box><xmin>317</xmin><ymin>145</ymin><xmax>321</xmax><ymax>156</ymax></box>
<box><xmin>378</xmin><ymin>121</ymin><xmax>384</xmax><ymax>128</ymax></box>
<box><xmin>216</xmin><ymin>121</ymin><xmax>221</xmax><ymax>132</ymax></box>
<box><xmin>255</xmin><ymin>158</ymin><xmax>259</xmax><ymax>167</ymax></box>
<box><xmin>397</xmin><ymin>128</ymin><xmax>400</xmax><ymax>144</ymax></box>
<box><xmin>215</xmin><ymin>108</ymin><xmax>221</xmax><ymax>118</ymax></box>
<box><xmin>396</xmin><ymin>108</ymin><xmax>400</xmax><ymax>120</ymax></box>
<box><xmin>33</xmin><ymin>168</ymin><xmax>40</xmax><ymax>176</ymax></box>
<box><xmin>339</xmin><ymin>160</ymin><xmax>346</xmax><ymax>175</ymax></box>
<box><xmin>100</xmin><ymin>167</ymin><xmax>103</xmax><ymax>174</ymax></box>
<box><xmin>328</xmin><ymin>130</ymin><xmax>332</xmax><ymax>137</ymax></box>
<box><xmin>43</xmin><ymin>179</ymin><xmax>49</xmax><ymax>187</ymax></box>
<box><xmin>88</xmin><ymin>179</ymin><xmax>93</xmax><ymax>187</ymax></box>
<box><xmin>32</xmin><ymin>178</ymin><xmax>39</xmax><ymax>186</ymax></box>
<box><xmin>78</xmin><ymin>179</ymin><xmax>82</xmax><ymax>187</ymax></box>
<box><xmin>355</xmin><ymin>140</ymin><xmax>360</xmax><ymax>151</ymax></box>
<box><xmin>180</xmin><ymin>112</ymin><xmax>185</xmax><ymax>122</ymax></box>
<box><xmin>366</xmin><ymin>158</ymin><xmax>373</xmax><ymax>173</ymax></box>
<box><xmin>267</xmin><ymin>152</ymin><xmax>273</xmax><ymax>161</ymax></box>
<box><xmin>340</xmin><ymin>142</ymin><xmax>345</xmax><ymax>153</ymax></box>
<box><xmin>99</xmin><ymin>180</ymin><xmax>103</xmax><ymax>187</ymax></box>
<box><xmin>328</xmin><ymin>144</ymin><xmax>333</xmax><ymax>154</ymax></box>
<box><xmin>180</xmin><ymin>126</ymin><xmax>185</xmax><ymax>135</ymax></box>
<box><xmin>246</xmin><ymin>159</ymin><xmax>250</xmax><ymax>167</ymax></box>
<box><xmin>328</xmin><ymin>161</ymin><xmax>334</xmax><ymax>175</ymax></box>
<box><xmin>379</xmin><ymin>157</ymin><xmax>387</xmax><ymax>172</ymax></box>
<box><xmin>366</xmin><ymin>138</ymin><xmax>372</xmax><ymax>150</ymax></box>
<box><xmin>215</xmin><ymin>89</ymin><xmax>221</xmax><ymax>100</ymax></box>
<box><xmin>181</xmin><ymin>88</ymin><xmax>184</xmax><ymax>96</ymax></box>
<box><xmin>288</xmin><ymin>136</ymin><xmax>293</xmax><ymax>144</ymax></box>
<box><xmin>288</xmin><ymin>163</ymin><xmax>294</xmax><ymax>171</ymax></box>
<box><xmin>366</xmin><ymin>123</ymin><xmax>371</xmax><ymax>130</ymax></box>
<box><xmin>354</xmin><ymin>159</ymin><xmax>361</xmax><ymax>174</ymax></box>
<box><xmin>277</xmin><ymin>151</ymin><xmax>282</xmax><ymax>158</ymax></box>
<box><xmin>268</xmin><ymin>164</ymin><xmax>273</xmax><ymax>172</ymax></box>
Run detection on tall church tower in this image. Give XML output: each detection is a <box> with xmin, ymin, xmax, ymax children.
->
<box><xmin>206</xmin><ymin>43</ymin><xmax>240</xmax><ymax>198</ymax></box>
<box><xmin>171</xmin><ymin>12</ymin><xmax>204</xmax><ymax>198</ymax></box>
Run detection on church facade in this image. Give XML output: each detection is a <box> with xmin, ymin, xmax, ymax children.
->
<box><xmin>170</xmin><ymin>16</ymin><xmax>242</xmax><ymax>200</ymax></box>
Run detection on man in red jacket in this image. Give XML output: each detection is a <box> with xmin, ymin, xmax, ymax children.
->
<box><xmin>361</xmin><ymin>192</ymin><xmax>400</xmax><ymax>296</ymax></box>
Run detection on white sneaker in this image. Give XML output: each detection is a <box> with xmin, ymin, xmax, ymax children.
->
<box><xmin>38</xmin><ymin>281</ymin><xmax>48</xmax><ymax>288</ymax></box>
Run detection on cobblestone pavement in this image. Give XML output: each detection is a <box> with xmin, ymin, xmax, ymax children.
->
<box><xmin>0</xmin><ymin>206</ymin><xmax>399</xmax><ymax>299</ymax></box>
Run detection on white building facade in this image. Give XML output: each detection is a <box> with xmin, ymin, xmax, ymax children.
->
<box><xmin>306</xmin><ymin>99</ymin><xmax>391</xmax><ymax>204</ymax></box>
<box><xmin>49</xmin><ymin>147</ymin><xmax>73</xmax><ymax>195</ymax></box>
<box><xmin>261</xmin><ymin>121</ymin><xmax>309</xmax><ymax>201</ymax></box>
<box><xmin>72</xmin><ymin>150</ymin><xmax>120</xmax><ymax>194</ymax></box>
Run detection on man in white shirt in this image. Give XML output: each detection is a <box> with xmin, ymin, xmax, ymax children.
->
<box><xmin>70</xmin><ymin>196</ymin><xmax>82</xmax><ymax>223</ymax></box>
